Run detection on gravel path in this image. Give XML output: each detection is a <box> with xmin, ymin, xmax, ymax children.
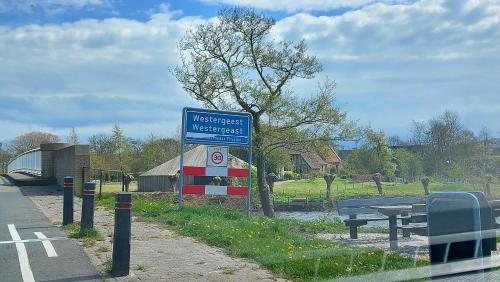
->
<box><xmin>314</xmin><ymin>233</ymin><xmax>429</xmax><ymax>258</ymax></box>
<box><xmin>21</xmin><ymin>185</ymin><xmax>286</xmax><ymax>282</ymax></box>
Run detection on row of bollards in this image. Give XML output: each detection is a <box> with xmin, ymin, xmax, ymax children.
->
<box><xmin>62</xmin><ymin>176</ymin><xmax>131</xmax><ymax>277</ymax></box>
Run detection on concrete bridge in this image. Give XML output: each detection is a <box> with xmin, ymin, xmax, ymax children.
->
<box><xmin>6</xmin><ymin>143</ymin><xmax>90</xmax><ymax>191</ymax></box>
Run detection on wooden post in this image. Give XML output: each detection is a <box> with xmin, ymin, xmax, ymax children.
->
<box><xmin>420</xmin><ymin>177</ymin><xmax>430</xmax><ymax>195</ymax></box>
<box><xmin>485</xmin><ymin>175</ymin><xmax>492</xmax><ymax>198</ymax></box>
<box><xmin>372</xmin><ymin>173</ymin><xmax>383</xmax><ymax>195</ymax></box>
<box><xmin>323</xmin><ymin>174</ymin><xmax>336</xmax><ymax>208</ymax></box>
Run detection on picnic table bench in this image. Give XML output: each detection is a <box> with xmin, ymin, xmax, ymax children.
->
<box><xmin>338</xmin><ymin>194</ymin><xmax>500</xmax><ymax>252</ymax></box>
<box><xmin>337</xmin><ymin>196</ymin><xmax>422</xmax><ymax>240</ymax></box>
<box><xmin>399</xmin><ymin>203</ymin><xmax>428</xmax><ymax>236</ymax></box>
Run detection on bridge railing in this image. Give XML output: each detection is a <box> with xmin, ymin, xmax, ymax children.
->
<box><xmin>7</xmin><ymin>148</ymin><xmax>42</xmax><ymax>176</ymax></box>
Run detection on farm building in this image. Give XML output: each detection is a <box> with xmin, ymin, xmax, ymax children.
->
<box><xmin>285</xmin><ymin>146</ymin><xmax>342</xmax><ymax>176</ymax></box>
<box><xmin>138</xmin><ymin>145</ymin><xmax>247</xmax><ymax>192</ymax></box>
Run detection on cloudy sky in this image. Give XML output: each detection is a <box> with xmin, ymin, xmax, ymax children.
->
<box><xmin>1</xmin><ymin>0</ymin><xmax>499</xmax><ymax>144</ymax></box>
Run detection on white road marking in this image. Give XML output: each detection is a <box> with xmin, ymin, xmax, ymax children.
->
<box><xmin>34</xmin><ymin>232</ymin><xmax>58</xmax><ymax>257</ymax></box>
<box><xmin>0</xmin><ymin>237</ymin><xmax>67</xmax><ymax>245</ymax></box>
<box><xmin>8</xmin><ymin>224</ymin><xmax>35</xmax><ymax>282</ymax></box>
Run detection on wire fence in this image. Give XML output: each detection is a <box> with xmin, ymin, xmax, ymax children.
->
<box><xmin>82</xmin><ymin>167</ymin><xmax>134</xmax><ymax>198</ymax></box>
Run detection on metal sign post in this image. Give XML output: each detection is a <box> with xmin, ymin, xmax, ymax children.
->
<box><xmin>179</xmin><ymin>107</ymin><xmax>252</xmax><ymax>214</ymax></box>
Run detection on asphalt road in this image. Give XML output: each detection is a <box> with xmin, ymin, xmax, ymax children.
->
<box><xmin>0</xmin><ymin>176</ymin><xmax>100</xmax><ymax>282</ymax></box>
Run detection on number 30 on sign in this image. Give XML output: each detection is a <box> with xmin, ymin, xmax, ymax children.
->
<box><xmin>206</xmin><ymin>146</ymin><xmax>229</xmax><ymax>167</ymax></box>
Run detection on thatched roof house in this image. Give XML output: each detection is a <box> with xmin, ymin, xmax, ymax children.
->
<box><xmin>138</xmin><ymin>145</ymin><xmax>247</xmax><ymax>192</ymax></box>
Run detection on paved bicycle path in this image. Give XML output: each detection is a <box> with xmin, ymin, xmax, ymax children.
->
<box><xmin>0</xmin><ymin>176</ymin><xmax>99</xmax><ymax>282</ymax></box>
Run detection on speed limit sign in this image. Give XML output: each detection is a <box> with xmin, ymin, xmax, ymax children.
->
<box><xmin>206</xmin><ymin>146</ymin><xmax>229</xmax><ymax>167</ymax></box>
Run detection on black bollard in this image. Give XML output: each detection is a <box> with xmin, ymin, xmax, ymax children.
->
<box><xmin>112</xmin><ymin>193</ymin><xmax>132</xmax><ymax>277</ymax></box>
<box><xmin>80</xmin><ymin>182</ymin><xmax>96</xmax><ymax>230</ymax></box>
<box><xmin>63</xmin><ymin>176</ymin><xmax>74</xmax><ymax>225</ymax></box>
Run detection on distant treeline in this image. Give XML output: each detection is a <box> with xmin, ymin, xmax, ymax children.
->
<box><xmin>342</xmin><ymin>111</ymin><xmax>500</xmax><ymax>183</ymax></box>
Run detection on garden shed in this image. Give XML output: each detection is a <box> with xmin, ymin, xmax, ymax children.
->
<box><xmin>138</xmin><ymin>145</ymin><xmax>247</xmax><ymax>192</ymax></box>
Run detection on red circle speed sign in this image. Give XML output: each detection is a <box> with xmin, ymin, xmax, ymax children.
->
<box><xmin>210</xmin><ymin>151</ymin><xmax>224</xmax><ymax>165</ymax></box>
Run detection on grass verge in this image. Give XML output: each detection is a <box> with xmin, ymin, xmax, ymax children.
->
<box><xmin>96</xmin><ymin>193</ymin><xmax>426</xmax><ymax>281</ymax></box>
<box><xmin>63</xmin><ymin>222</ymin><xmax>104</xmax><ymax>247</ymax></box>
<box><xmin>274</xmin><ymin>179</ymin><xmax>500</xmax><ymax>200</ymax></box>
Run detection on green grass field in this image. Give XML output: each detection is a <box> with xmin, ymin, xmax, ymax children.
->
<box><xmin>95</xmin><ymin>181</ymin><xmax>138</xmax><ymax>193</ymax></box>
<box><xmin>96</xmin><ymin>193</ymin><xmax>425</xmax><ymax>281</ymax></box>
<box><xmin>274</xmin><ymin>178</ymin><xmax>500</xmax><ymax>199</ymax></box>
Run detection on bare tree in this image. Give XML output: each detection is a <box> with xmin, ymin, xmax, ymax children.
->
<box><xmin>112</xmin><ymin>124</ymin><xmax>126</xmax><ymax>170</ymax></box>
<box><xmin>478</xmin><ymin>126</ymin><xmax>493</xmax><ymax>180</ymax></box>
<box><xmin>67</xmin><ymin>127</ymin><xmax>79</xmax><ymax>144</ymax></box>
<box><xmin>173</xmin><ymin>8</ymin><xmax>352</xmax><ymax>217</ymax></box>
<box><xmin>409</xmin><ymin>120</ymin><xmax>427</xmax><ymax>146</ymax></box>
<box><xmin>388</xmin><ymin>135</ymin><xmax>405</xmax><ymax>147</ymax></box>
<box><xmin>0</xmin><ymin>142</ymin><xmax>12</xmax><ymax>173</ymax></box>
<box><xmin>9</xmin><ymin>132</ymin><xmax>59</xmax><ymax>155</ymax></box>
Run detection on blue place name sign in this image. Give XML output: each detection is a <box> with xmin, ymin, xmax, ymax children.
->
<box><xmin>182</xmin><ymin>108</ymin><xmax>252</xmax><ymax>146</ymax></box>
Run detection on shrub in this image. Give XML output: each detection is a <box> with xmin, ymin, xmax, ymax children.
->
<box><xmin>306</xmin><ymin>171</ymin><xmax>323</xmax><ymax>181</ymax></box>
<box><xmin>283</xmin><ymin>171</ymin><xmax>299</xmax><ymax>180</ymax></box>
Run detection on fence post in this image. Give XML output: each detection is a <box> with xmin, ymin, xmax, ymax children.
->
<box><xmin>63</xmin><ymin>176</ymin><xmax>74</xmax><ymax>225</ymax></box>
<box><xmin>112</xmin><ymin>192</ymin><xmax>132</xmax><ymax>277</ymax></box>
<box><xmin>99</xmin><ymin>169</ymin><xmax>103</xmax><ymax>198</ymax></box>
<box><xmin>81</xmin><ymin>182</ymin><xmax>96</xmax><ymax>230</ymax></box>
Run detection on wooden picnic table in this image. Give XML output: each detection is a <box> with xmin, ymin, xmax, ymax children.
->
<box><xmin>371</xmin><ymin>205</ymin><xmax>413</xmax><ymax>251</ymax></box>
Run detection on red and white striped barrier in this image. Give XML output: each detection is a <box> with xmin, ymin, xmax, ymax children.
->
<box><xmin>183</xmin><ymin>166</ymin><xmax>248</xmax><ymax>177</ymax></box>
<box><xmin>181</xmin><ymin>166</ymin><xmax>249</xmax><ymax>196</ymax></box>
<box><xmin>182</xmin><ymin>185</ymin><xmax>248</xmax><ymax>196</ymax></box>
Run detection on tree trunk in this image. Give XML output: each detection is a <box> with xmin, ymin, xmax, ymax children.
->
<box><xmin>168</xmin><ymin>171</ymin><xmax>179</xmax><ymax>193</ymax></box>
<box><xmin>254</xmin><ymin>119</ymin><xmax>275</xmax><ymax>217</ymax></box>
<box><xmin>420</xmin><ymin>177</ymin><xmax>430</xmax><ymax>195</ymax></box>
<box><xmin>266</xmin><ymin>174</ymin><xmax>278</xmax><ymax>194</ymax></box>
<box><xmin>324</xmin><ymin>174</ymin><xmax>336</xmax><ymax>208</ymax></box>
<box><xmin>372</xmin><ymin>173</ymin><xmax>383</xmax><ymax>195</ymax></box>
<box><xmin>484</xmin><ymin>175</ymin><xmax>492</xmax><ymax>198</ymax></box>
<box><xmin>123</xmin><ymin>174</ymin><xmax>132</xmax><ymax>192</ymax></box>
<box><xmin>168</xmin><ymin>176</ymin><xmax>178</xmax><ymax>192</ymax></box>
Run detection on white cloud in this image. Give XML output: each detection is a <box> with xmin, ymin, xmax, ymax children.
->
<box><xmin>273</xmin><ymin>0</ymin><xmax>500</xmax><ymax>62</ymax></box>
<box><xmin>0</xmin><ymin>7</ymin><xmax>204</xmax><ymax>140</ymax></box>
<box><xmin>1</xmin><ymin>0</ymin><xmax>500</xmax><ymax>143</ymax></box>
<box><xmin>198</xmin><ymin>0</ymin><xmax>413</xmax><ymax>12</ymax></box>
<box><xmin>270</xmin><ymin>0</ymin><xmax>500</xmax><ymax>136</ymax></box>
